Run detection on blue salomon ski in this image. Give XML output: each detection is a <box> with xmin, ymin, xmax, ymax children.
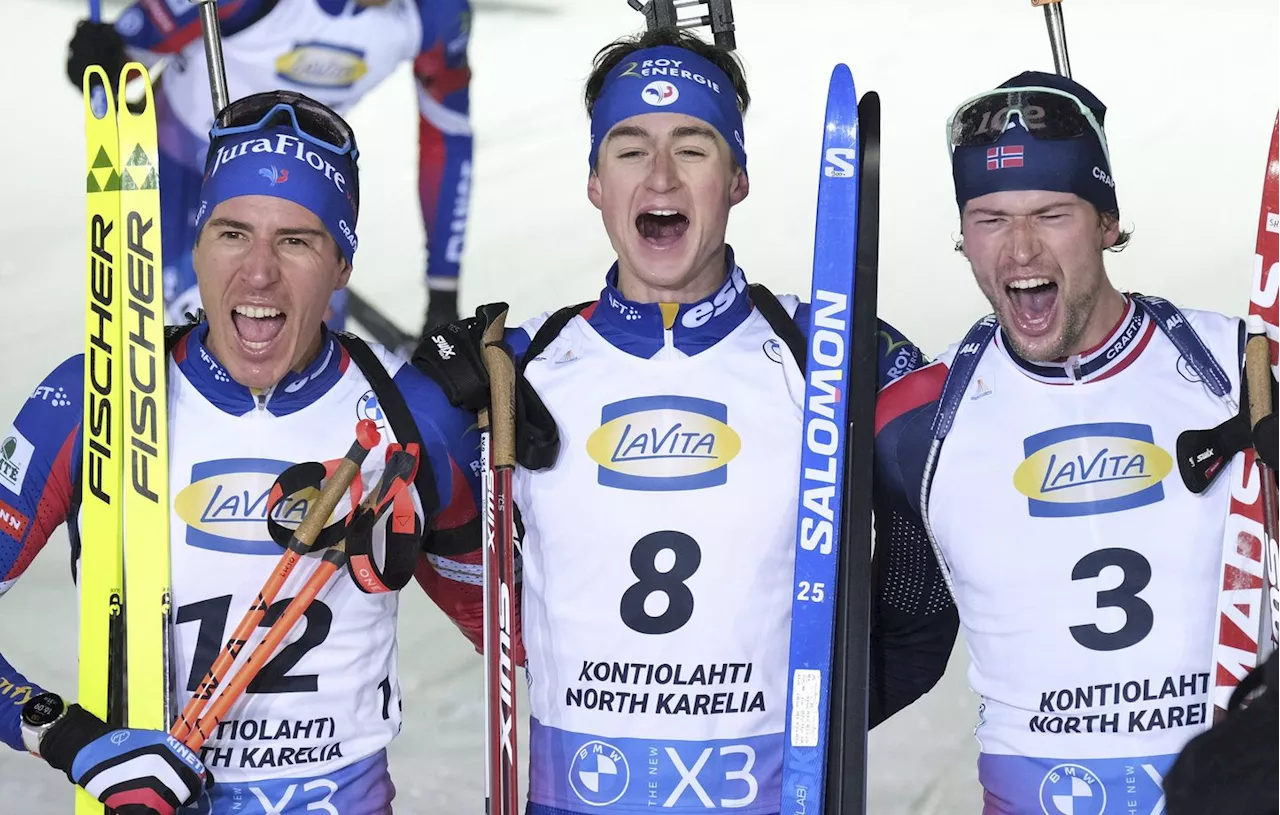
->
<box><xmin>780</xmin><ymin>63</ymin><xmax>861</xmax><ymax>815</ymax></box>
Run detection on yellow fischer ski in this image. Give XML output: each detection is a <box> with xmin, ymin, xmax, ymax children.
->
<box><xmin>79</xmin><ymin>65</ymin><xmax>124</xmax><ymax>815</ymax></box>
<box><xmin>116</xmin><ymin>63</ymin><xmax>173</xmax><ymax>733</ymax></box>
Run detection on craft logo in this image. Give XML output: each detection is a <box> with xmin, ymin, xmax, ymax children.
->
<box><xmin>607</xmin><ymin>291</ymin><xmax>642</xmax><ymax>322</ymax></box>
<box><xmin>642</xmin><ymin>80</ymin><xmax>679</xmax><ymax>107</ymax></box>
<box><xmin>586</xmin><ymin>395</ymin><xmax>740</xmax><ymax>491</ymax></box>
<box><xmin>275</xmin><ymin>42</ymin><xmax>369</xmax><ymax>89</ymax></box>
<box><xmin>569</xmin><ymin>740</ymin><xmax>630</xmax><ymax>807</ymax></box>
<box><xmin>30</xmin><ymin>385</ymin><xmax>72</xmax><ymax>408</ymax></box>
<box><xmin>175</xmin><ymin>458</ymin><xmax>319</xmax><ymax>554</ymax></box>
<box><xmin>1014</xmin><ymin>422</ymin><xmax>1172</xmax><ymax>517</ymax></box>
<box><xmin>0</xmin><ymin>430</ymin><xmax>34</xmax><ymax>494</ymax></box>
<box><xmin>1038</xmin><ymin>763</ymin><xmax>1105</xmax><ymax>815</ymax></box>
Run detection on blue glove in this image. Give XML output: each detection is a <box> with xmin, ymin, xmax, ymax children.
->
<box><xmin>41</xmin><ymin>704</ymin><xmax>212</xmax><ymax>815</ymax></box>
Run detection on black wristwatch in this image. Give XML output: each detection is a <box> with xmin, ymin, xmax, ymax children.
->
<box><xmin>21</xmin><ymin>692</ymin><xmax>67</xmax><ymax>756</ymax></box>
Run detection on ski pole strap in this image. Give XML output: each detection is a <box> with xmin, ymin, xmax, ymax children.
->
<box><xmin>346</xmin><ymin>445</ymin><xmax>423</xmax><ymax>593</ymax></box>
<box><xmin>264</xmin><ymin>446</ymin><xmax>422</xmax><ymax>592</ymax></box>
<box><xmin>265</xmin><ymin>459</ymin><xmax>363</xmax><ymax>552</ymax></box>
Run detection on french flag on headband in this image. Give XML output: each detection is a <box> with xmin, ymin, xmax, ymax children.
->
<box><xmin>987</xmin><ymin>145</ymin><xmax>1024</xmax><ymax>170</ymax></box>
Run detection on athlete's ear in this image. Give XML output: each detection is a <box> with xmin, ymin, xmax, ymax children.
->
<box><xmin>729</xmin><ymin>166</ymin><xmax>749</xmax><ymax>207</ymax></box>
<box><xmin>1100</xmin><ymin>209</ymin><xmax>1121</xmax><ymax>250</ymax></box>
<box><xmin>336</xmin><ymin>260</ymin><xmax>353</xmax><ymax>290</ymax></box>
<box><xmin>587</xmin><ymin>170</ymin><xmax>603</xmax><ymax>212</ymax></box>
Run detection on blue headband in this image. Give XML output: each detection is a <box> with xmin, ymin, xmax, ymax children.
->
<box><xmin>196</xmin><ymin>126</ymin><xmax>359</xmax><ymax>263</ymax></box>
<box><xmin>589</xmin><ymin>45</ymin><xmax>746</xmax><ymax>174</ymax></box>
<box><xmin>952</xmin><ymin>72</ymin><xmax>1117</xmax><ymax>216</ymax></box>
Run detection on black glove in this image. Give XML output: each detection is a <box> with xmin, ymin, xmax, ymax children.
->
<box><xmin>1177</xmin><ymin>369</ymin><xmax>1278</xmax><ymax>494</ymax></box>
<box><xmin>413</xmin><ymin>303</ymin><xmax>560</xmax><ymax>470</ymax></box>
<box><xmin>67</xmin><ymin>20</ymin><xmax>128</xmax><ymax>89</ymax></box>
<box><xmin>1164</xmin><ymin>651</ymin><xmax>1277</xmax><ymax>815</ymax></box>
<box><xmin>41</xmin><ymin>704</ymin><xmax>212</xmax><ymax>814</ymax></box>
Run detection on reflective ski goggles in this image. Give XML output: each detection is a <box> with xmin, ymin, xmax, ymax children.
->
<box><xmin>210</xmin><ymin>91</ymin><xmax>360</xmax><ymax>212</ymax></box>
<box><xmin>946</xmin><ymin>86</ymin><xmax>1111</xmax><ymax>167</ymax></box>
<box><xmin>212</xmin><ymin>91</ymin><xmax>359</xmax><ymax>160</ymax></box>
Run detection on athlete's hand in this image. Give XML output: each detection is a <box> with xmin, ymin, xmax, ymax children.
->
<box><xmin>1253</xmin><ymin>412</ymin><xmax>1277</xmax><ymax>471</ymax></box>
<box><xmin>66</xmin><ymin>20</ymin><xmax>128</xmax><ymax>89</ymax></box>
<box><xmin>413</xmin><ymin>303</ymin><xmax>560</xmax><ymax>470</ymax></box>
<box><xmin>40</xmin><ymin>704</ymin><xmax>212</xmax><ymax>815</ymax></box>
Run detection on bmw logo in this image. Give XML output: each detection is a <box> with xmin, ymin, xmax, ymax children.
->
<box><xmin>568</xmin><ymin>740</ymin><xmax>630</xmax><ymax>807</ymax></box>
<box><xmin>357</xmin><ymin>389</ymin><xmax>385</xmax><ymax>427</ymax></box>
<box><xmin>1038</xmin><ymin>763</ymin><xmax>1106</xmax><ymax>815</ymax></box>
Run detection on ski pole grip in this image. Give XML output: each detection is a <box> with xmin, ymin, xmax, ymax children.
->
<box><xmin>1246</xmin><ymin>331</ymin><xmax>1274</xmax><ymax>427</ymax></box>
<box><xmin>292</xmin><ymin>420</ymin><xmax>380</xmax><ymax>549</ymax></box>
<box><xmin>480</xmin><ymin>306</ymin><xmax>516</xmax><ymax>469</ymax></box>
<box><xmin>1031</xmin><ymin>0</ymin><xmax>1072</xmax><ymax>78</ymax></box>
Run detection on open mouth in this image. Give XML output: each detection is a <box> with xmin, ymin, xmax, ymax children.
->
<box><xmin>635</xmin><ymin>209</ymin><xmax>689</xmax><ymax>248</ymax></box>
<box><xmin>231</xmin><ymin>304</ymin><xmax>287</xmax><ymax>352</ymax></box>
<box><xmin>1005</xmin><ymin>277</ymin><xmax>1058</xmax><ymax>336</ymax></box>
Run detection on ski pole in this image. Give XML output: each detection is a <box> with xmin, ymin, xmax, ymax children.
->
<box><xmin>1030</xmin><ymin>0</ymin><xmax>1073</xmax><ymax>77</ymax></box>
<box><xmin>194</xmin><ymin>0</ymin><xmax>231</xmax><ymax>120</ymax></box>
<box><xmin>170</xmin><ymin>420</ymin><xmax>381</xmax><ymax>742</ymax></box>
<box><xmin>182</xmin><ymin>445</ymin><xmax>419</xmax><ymax>752</ymax></box>
<box><xmin>479</xmin><ymin>305</ymin><xmax>520</xmax><ymax>815</ymax></box>
<box><xmin>1245</xmin><ymin>323</ymin><xmax>1280</xmax><ymax>654</ymax></box>
<box><xmin>86</xmin><ymin>0</ymin><xmax>108</xmax><ymax>116</ymax></box>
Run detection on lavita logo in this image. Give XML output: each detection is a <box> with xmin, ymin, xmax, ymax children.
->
<box><xmin>174</xmin><ymin>458</ymin><xmax>320</xmax><ymax>555</ymax></box>
<box><xmin>586</xmin><ymin>395</ymin><xmax>741</xmax><ymax>491</ymax></box>
<box><xmin>1013</xmin><ymin>422</ymin><xmax>1173</xmax><ymax>517</ymax></box>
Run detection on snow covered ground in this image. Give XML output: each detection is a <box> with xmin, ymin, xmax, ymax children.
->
<box><xmin>0</xmin><ymin>0</ymin><xmax>1275</xmax><ymax>811</ymax></box>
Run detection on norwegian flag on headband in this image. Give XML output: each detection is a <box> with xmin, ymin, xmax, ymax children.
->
<box><xmin>987</xmin><ymin>145</ymin><xmax>1025</xmax><ymax>170</ymax></box>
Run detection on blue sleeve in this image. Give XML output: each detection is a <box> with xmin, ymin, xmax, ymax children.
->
<box><xmin>505</xmin><ymin>326</ymin><xmax>532</xmax><ymax>365</ymax></box>
<box><xmin>0</xmin><ymin>653</ymin><xmax>44</xmax><ymax>752</ymax></box>
<box><xmin>412</xmin><ymin>0</ymin><xmax>474</xmax><ymax>288</ymax></box>
<box><xmin>391</xmin><ymin>362</ymin><xmax>481</xmax><ymax>537</ymax></box>
<box><xmin>0</xmin><ymin>355</ymin><xmax>85</xmax><ymax>752</ymax></box>
<box><xmin>113</xmin><ymin>0</ymin><xmax>272</xmax><ymax>54</ymax></box>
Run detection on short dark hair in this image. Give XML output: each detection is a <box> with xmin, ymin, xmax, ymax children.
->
<box><xmin>583</xmin><ymin>27</ymin><xmax>750</xmax><ymax>118</ymax></box>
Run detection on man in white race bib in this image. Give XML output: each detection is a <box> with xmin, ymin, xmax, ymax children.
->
<box><xmin>874</xmin><ymin>71</ymin><xmax>1274</xmax><ymax>814</ymax></box>
<box><xmin>412</xmin><ymin>27</ymin><xmax>960</xmax><ymax>815</ymax></box>
<box><xmin>0</xmin><ymin>92</ymin><xmax>482</xmax><ymax>814</ymax></box>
